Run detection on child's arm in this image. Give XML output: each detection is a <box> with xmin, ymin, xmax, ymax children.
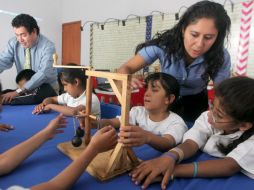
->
<box><xmin>0</xmin><ymin>114</ymin><xmax>67</xmax><ymax>175</ymax></box>
<box><xmin>32</xmin><ymin>97</ymin><xmax>58</xmax><ymax>114</ymax></box>
<box><xmin>90</xmin><ymin>118</ymin><xmax>121</xmax><ymax>129</ymax></box>
<box><xmin>118</xmin><ymin>125</ymin><xmax>175</xmax><ymax>151</ymax></box>
<box><xmin>30</xmin><ymin>126</ymin><xmax>117</xmax><ymax>190</ymax></box>
<box><xmin>44</xmin><ymin>104</ymin><xmax>79</xmax><ymax>116</ymax></box>
<box><xmin>174</xmin><ymin>157</ymin><xmax>240</xmax><ymax>178</ymax></box>
<box><xmin>147</xmin><ymin>134</ymin><xmax>175</xmax><ymax>151</ymax></box>
<box><xmin>76</xmin><ymin>113</ymin><xmax>120</xmax><ymax>129</ymax></box>
<box><xmin>130</xmin><ymin>139</ymin><xmax>199</xmax><ymax>189</ymax></box>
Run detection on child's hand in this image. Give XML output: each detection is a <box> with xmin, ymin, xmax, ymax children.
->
<box><xmin>42</xmin><ymin>114</ymin><xmax>67</xmax><ymax>140</ymax></box>
<box><xmin>2</xmin><ymin>91</ymin><xmax>19</xmax><ymax>104</ymax></box>
<box><xmin>130</xmin><ymin>156</ymin><xmax>175</xmax><ymax>190</ymax></box>
<box><xmin>75</xmin><ymin>105</ymin><xmax>86</xmax><ymax>113</ymax></box>
<box><xmin>42</xmin><ymin>104</ymin><xmax>52</xmax><ymax>113</ymax></box>
<box><xmin>118</xmin><ymin>125</ymin><xmax>149</xmax><ymax>147</ymax></box>
<box><xmin>0</xmin><ymin>123</ymin><xmax>14</xmax><ymax>132</ymax></box>
<box><xmin>32</xmin><ymin>103</ymin><xmax>45</xmax><ymax>114</ymax></box>
<box><xmin>32</xmin><ymin>104</ymin><xmax>51</xmax><ymax>114</ymax></box>
<box><xmin>89</xmin><ymin>126</ymin><xmax>117</xmax><ymax>154</ymax></box>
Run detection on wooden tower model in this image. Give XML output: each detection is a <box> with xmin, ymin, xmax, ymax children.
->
<box><xmin>53</xmin><ymin>59</ymin><xmax>139</xmax><ymax>180</ymax></box>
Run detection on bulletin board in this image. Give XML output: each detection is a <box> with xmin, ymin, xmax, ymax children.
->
<box><xmin>89</xmin><ymin>1</ymin><xmax>254</xmax><ymax>78</ymax></box>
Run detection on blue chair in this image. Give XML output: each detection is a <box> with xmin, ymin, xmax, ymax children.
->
<box><xmin>100</xmin><ymin>102</ymin><xmax>121</xmax><ymax>119</ymax></box>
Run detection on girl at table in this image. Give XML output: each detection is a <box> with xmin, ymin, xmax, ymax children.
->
<box><xmin>32</xmin><ymin>64</ymin><xmax>100</xmax><ymax>116</ymax></box>
<box><xmin>130</xmin><ymin>76</ymin><xmax>254</xmax><ymax>189</ymax></box>
<box><xmin>92</xmin><ymin>72</ymin><xmax>187</xmax><ymax>152</ymax></box>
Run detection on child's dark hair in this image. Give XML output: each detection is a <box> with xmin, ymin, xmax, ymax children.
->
<box><xmin>60</xmin><ymin>63</ymin><xmax>87</xmax><ymax>89</ymax></box>
<box><xmin>216</xmin><ymin>77</ymin><xmax>254</xmax><ymax>154</ymax></box>
<box><xmin>16</xmin><ymin>69</ymin><xmax>35</xmax><ymax>84</ymax></box>
<box><xmin>145</xmin><ymin>72</ymin><xmax>180</xmax><ymax>111</ymax></box>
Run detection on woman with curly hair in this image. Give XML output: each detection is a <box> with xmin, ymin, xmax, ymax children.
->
<box><xmin>118</xmin><ymin>1</ymin><xmax>231</xmax><ymax>122</ymax></box>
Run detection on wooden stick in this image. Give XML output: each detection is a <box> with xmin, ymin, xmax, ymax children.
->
<box><xmin>84</xmin><ymin>75</ymin><xmax>93</xmax><ymax>145</ymax></box>
<box><xmin>53</xmin><ymin>64</ymin><xmax>90</xmax><ymax>69</ymax></box>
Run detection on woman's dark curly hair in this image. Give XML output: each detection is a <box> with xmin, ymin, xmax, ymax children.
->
<box><xmin>136</xmin><ymin>1</ymin><xmax>231</xmax><ymax>84</ymax></box>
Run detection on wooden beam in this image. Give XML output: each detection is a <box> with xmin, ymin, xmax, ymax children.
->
<box><xmin>53</xmin><ymin>64</ymin><xmax>90</xmax><ymax>69</ymax></box>
<box><xmin>86</xmin><ymin>70</ymin><xmax>128</xmax><ymax>81</ymax></box>
<box><xmin>108</xmin><ymin>78</ymin><xmax>122</xmax><ymax>105</ymax></box>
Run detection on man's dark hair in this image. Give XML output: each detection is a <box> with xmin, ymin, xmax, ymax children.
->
<box><xmin>12</xmin><ymin>14</ymin><xmax>40</xmax><ymax>34</ymax></box>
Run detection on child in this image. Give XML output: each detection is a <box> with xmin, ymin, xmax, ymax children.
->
<box><xmin>93</xmin><ymin>72</ymin><xmax>187</xmax><ymax>152</ymax></box>
<box><xmin>0</xmin><ymin>114</ymin><xmax>67</xmax><ymax>175</ymax></box>
<box><xmin>130</xmin><ymin>76</ymin><xmax>254</xmax><ymax>190</ymax></box>
<box><xmin>32</xmin><ymin>65</ymin><xmax>100</xmax><ymax>116</ymax></box>
<box><xmin>0</xmin><ymin>82</ymin><xmax>118</xmax><ymax>189</ymax></box>
<box><xmin>0</xmin><ymin>82</ymin><xmax>67</xmax><ymax>175</ymax></box>
<box><xmin>2</xmin><ymin>69</ymin><xmax>57</xmax><ymax>105</ymax></box>
<box><xmin>4</xmin><ymin>126</ymin><xmax>117</xmax><ymax>190</ymax></box>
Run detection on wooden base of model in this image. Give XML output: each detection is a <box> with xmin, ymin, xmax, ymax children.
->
<box><xmin>52</xmin><ymin>60</ymin><xmax>139</xmax><ymax>181</ymax></box>
<box><xmin>57</xmin><ymin>141</ymin><xmax>137</xmax><ymax>181</ymax></box>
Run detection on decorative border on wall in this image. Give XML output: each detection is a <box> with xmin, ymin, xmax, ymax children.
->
<box><xmin>236</xmin><ymin>0</ymin><xmax>253</xmax><ymax>75</ymax></box>
<box><xmin>88</xmin><ymin>1</ymin><xmax>254</xmax><ymax>78</ymax></box>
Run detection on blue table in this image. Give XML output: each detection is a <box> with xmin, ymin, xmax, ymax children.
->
<box><xmin>1</xmin><ymin>105</ymin><xmax>254</xmax><ymax>189</ymax></box>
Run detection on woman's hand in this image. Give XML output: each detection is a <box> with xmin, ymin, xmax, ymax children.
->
<box><xmin>131</xmin><ymin>77</ymin><xmax>145</xmax><ymax>89</ymax></box>
<box><xmin>130</xmin><ymin>156</ymin><xmax>176</xmax><ymax>189</ymax></box>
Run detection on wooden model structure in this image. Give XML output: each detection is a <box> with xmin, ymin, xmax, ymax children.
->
<box><xmin>53</xmin><ymin>57</ymin><xmax>139</xmax><ymax>181</ymax></box>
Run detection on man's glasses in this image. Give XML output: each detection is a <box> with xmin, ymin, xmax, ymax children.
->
<box><xmin>208</xmin><ymin>101</ymin><xmax>235</xmax><ymax>124</ymax></box>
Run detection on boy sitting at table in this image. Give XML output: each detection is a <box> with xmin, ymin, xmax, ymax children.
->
<box><xmin>2</xmin><ymin>69</ymin><xmax>57</xmax><ymax>105</ymax></box>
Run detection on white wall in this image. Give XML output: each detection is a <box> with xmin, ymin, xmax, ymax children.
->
<box><xmin>0</xmin><ymin>0</ymin><xmax>62</xmax><ymax>89</ymax></box>
<box><xmin>61</xmin><ymin>0</ymin><xmax>245</xmax><ymax>66</ymax></box>
<box><xmin>0</xmin><ymin>0</ymin><xmax>245</xmax><ymax>89</ymax></box>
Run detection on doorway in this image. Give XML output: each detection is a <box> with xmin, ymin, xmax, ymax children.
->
<box><xmin>62</xmin><ymin>21</ymin><xmax>81</xmax><ymax>65</ymax></box>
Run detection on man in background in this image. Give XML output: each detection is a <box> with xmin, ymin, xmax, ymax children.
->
<box><xmin>0</xmin><ymin>13</ymin><xmax>58</xmax><ymax>103</ymax></box>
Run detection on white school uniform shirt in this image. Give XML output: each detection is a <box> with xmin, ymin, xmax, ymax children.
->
<box><xmin>57</xmin><ymin>91</ymin><xmax>100</xmax><ymax>114</ymax></box>
<box><xmin>183</xmin><ymin>111</ymin><xmax>254</xmax><ymax>179</ymax></box>
<box><xmin>128</xmin><ymin>106</ymin><xmax>188</xmax><ymax>144</ymax></box>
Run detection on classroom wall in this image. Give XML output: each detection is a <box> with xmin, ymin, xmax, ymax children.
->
<box><xmin>61</xmin><ymin>0</ymin><xmax>245</xmax><ymax>66</ymax></box>
<box><xmin>0</xmin><ymin>0</ymin><xmax>245</xmax><ymax>89</ymax></box>
<box><xmin>0</xmin><ymin>0</ymin><xmax>62</xmax><ymax>89</ymax></box>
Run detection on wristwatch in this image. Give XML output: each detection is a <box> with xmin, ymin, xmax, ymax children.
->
<box><xmin>16</xmin><ymin>88</ymin><xmax>23</xmax><ymax>95</ymax></box>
